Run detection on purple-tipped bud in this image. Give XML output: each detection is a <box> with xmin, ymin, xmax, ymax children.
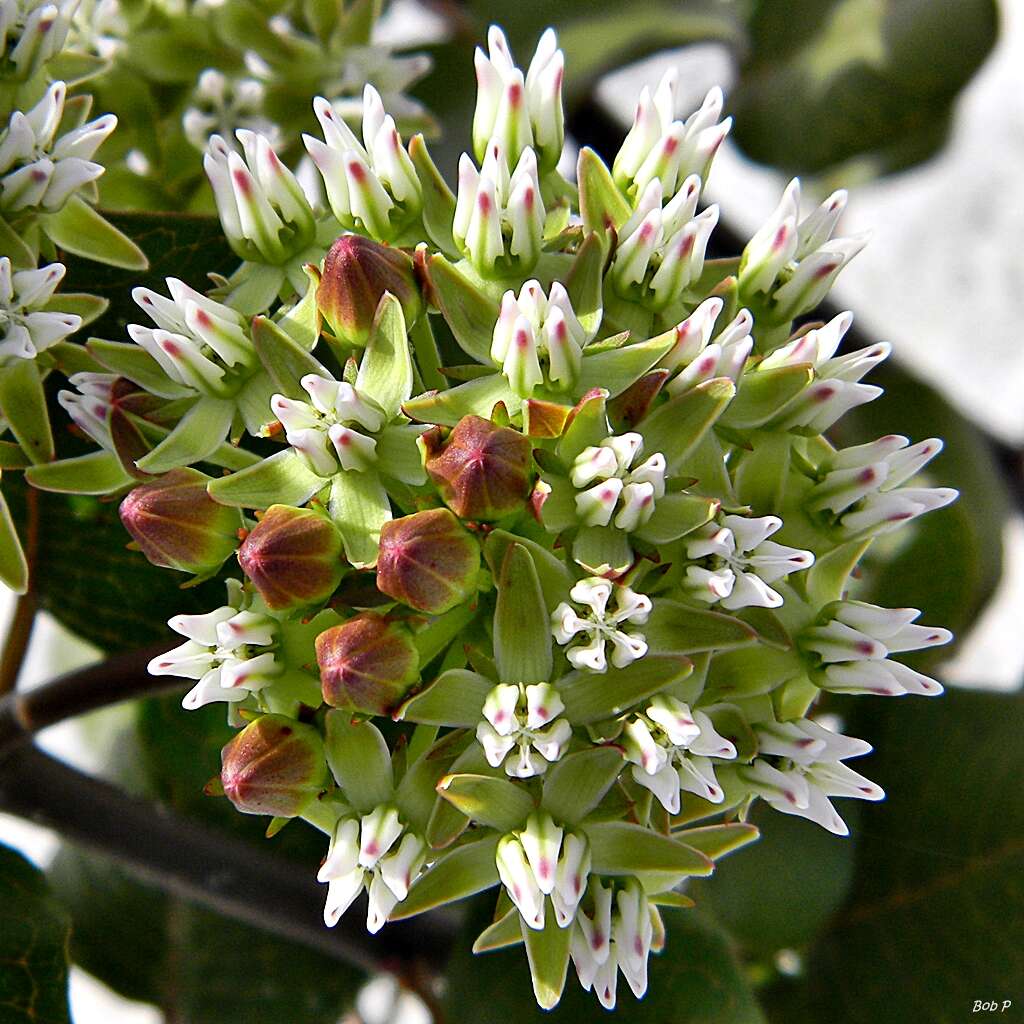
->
<box><xmin>317</xmin><ymin>234</ymin><xmax>423</xmax><ymax>345</ymax></box>
<box><xmin>424</xmin><ymin>415</ymin><xmax>534</xmax><ymax>521</ymax></box>
<box><xmin>315</xmin><ymin>612</ymin><xmax>420</xmax><ymax>714</ymax></box>
<box><xmin>220</xmin><ymin>714</ymin><xmax>327</xmax><ymax>817</ymax></box>
<box><xmin>119</xmin><ymin>468</ymin><xmax>239</xmax><ymax>575</ymax></box>
<box><xmin>237</xmin><ymin>505</ymin><xmax>345</xmax><ymax>611</ymax></box>
<box><xmin>376</xmin><ymin>508</ymin><xmax>480</xmax><ymax>613</ymax></box>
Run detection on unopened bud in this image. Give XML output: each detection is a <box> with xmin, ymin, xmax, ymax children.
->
<box><xmin>317</xmin><ymin>234</ymin><xmax>423</xmax><ymax>346</ymax></box>
<box><xmin>377</xmin><ymin>508</ymin><xmax>480</xmax><ymax>613</ymax></box>
<box><xmin>424</xmin><ymin>415</ymin><xmax>534</xmax><ymax>521</ymax></box>
<box><xmin>237</xmin><ymin>505</ymin><xmax>345</xmax><ymax>611</ymax></box>
<box><xmin>220</xmin><ymin>714</ymin><xmax>327</xmax><ymax>817</ymax></box>
<box><xmin>315</xmin><ymin>612</ymin><xmax>420</xmax><ymax>714</ymax></box>
<box><xmin>119</xmin><ymin>468</ymin><xmax>239</xmax><ymax>575</ymax></box>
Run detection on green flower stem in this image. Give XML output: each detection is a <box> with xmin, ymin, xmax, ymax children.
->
<box><xmin>0</xmin><ymin>486</ymin><xmax>39</xmax><ymax>696</ymax></box>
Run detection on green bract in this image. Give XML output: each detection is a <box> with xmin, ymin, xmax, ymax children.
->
<box><xmin>7</xmin><ymin>18</ymin><xmax>960</xmax><ymax>1014</ymax></box>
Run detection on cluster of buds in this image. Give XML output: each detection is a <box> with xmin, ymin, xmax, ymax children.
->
<box><xmin>0</xmin><ymin>257</ymin><xmax>80</xmax><ymax>362</ymax></box>
<box><xmin>0</xmin><ymin>80</ymin><xmax>115</xmax><ymax>214</ymax></box>
<box><xmin>1</xmin><ymin>0</ymin><xmax>77</xmax><ymax>81</ymax></box>
<box><xmin>570</xmin><ymin>432</ymin><xmax>666</xmax><ymax>532</ymax></box>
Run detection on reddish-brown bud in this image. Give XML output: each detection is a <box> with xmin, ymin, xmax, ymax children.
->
<box><xmin>119</xmin><ymin>467</ymin><xmax>239</xmax><ymax>575</ymax></box>
<box><xmin>376</xmin><ymin>508</ymin><xmax>480</xmax><ymax>613</ymax></box>
<box><xmin>237</xmin><ymin>504</ymin><xmax>344</xmax><ymax>611</ymax></box>
<box><xmin>317</xmin><ymin>234</ymin><xmax>423</xmax><ymax>345</ymax></box>
<box><xmin>316</xmin><ymin>612</ymin><xmax>420</xmax><ymax>714</ymax></box>
<box><xmin>220</xmin><ymin>714</ymin><xmax>327</xmax><ymax>817</ymax></box>
<box><xmin>424</xmin><ymin>415</ymin><xmax>534</xmax><ymax>521</ymax></box>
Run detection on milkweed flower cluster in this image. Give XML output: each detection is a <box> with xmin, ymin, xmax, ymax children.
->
<box><xmin>18</xmin><ymin>22</ymin><xmax>960</xmax><ymax>1013</ymax></box>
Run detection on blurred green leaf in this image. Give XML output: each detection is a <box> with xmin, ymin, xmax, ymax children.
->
<box><xmin>762</xmin><ymin>689</ymin><xmax>1024</xmax><ymax>1022</ymax></box>
<box><xmin>0</xmin><ymin>843</ymin><xmax>71</xmax><ymax>1024</ymax></box>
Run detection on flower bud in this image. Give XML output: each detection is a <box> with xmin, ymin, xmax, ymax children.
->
<box><xmin>315</xmin><ymin>612</ymin><xmax>420</xmax><ymax>714</ymax></box>
<box><xmin>237</xmin><ymin>505</ymin><xmax>345</xmax><ymax>611</ymax></box>
<box><xmin>119</xmin><ymin>468</ymin><xmax>239</xmax><ymax>575</ymax></box>
<box><xmin>424</xmin><ymin>415</ymin><xmax>534</xmax><ymax>521</ymax></box>
<box><xmin>317</xmin><ymin>234</ymin><xmax>423</xmax><ymax>346</ymax></box>
<box><xmin>376</xmin><ymin>508</ymin><xmax>480</xmax><ymax>613</ymax></box>
<box><xmin>220</xmin><ymin>714</ymin><xmax>327</xmax><ymax>817</ymax></box>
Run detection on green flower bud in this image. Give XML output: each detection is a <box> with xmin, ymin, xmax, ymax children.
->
<box><xmin>317</xmin><ymin>234</ymin><xmax>423</xmax><ymax>345</ymax></box>
<box><xmin>315</xmin><ymin>612</ymin><xmax>420</xmax><ymax>714</ymax></box>
<box><xmin>119</xmin><ymin>468</ymin><xmax>239</xmax><ymax>575</ymax></box>
<box><xmin>237</xmin><ymin>504</ymin><xmax>345</xmax><ymax>611</ymax></box>
<box><xmin>376</xmin><ymin>508</ymin><xmax>480</xmax><ymax>613</ymax></box>
<box><xmin>424</xmin><ymin>415</ymin><xmax>534</xmax><ymax>521</ymax></box>
<box><xmin>220</xmin><ymin>714</ymin><xmax>327</xmax><ymax>817</ymax></box>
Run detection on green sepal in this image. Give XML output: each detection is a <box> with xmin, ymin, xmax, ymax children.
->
<box><xmin>426</xmin><ymin>254</ymin><xmax>499</xmax><ymax>364</ymax></box>
<box><xmin>324</xmin><ymin>711</ymin><xmax>394</xmax><ymax>813</ymax></box>
<box><xmin>645</xmin><ymin>600</ymin><xmax>758</xmax><ymax>655</ymax></box>
<box><xmin>207</xmin><ymin>449</ymin><xmax>324</xmax><ymax>508</ymax></box>
<box><xmin>134</xmin><ymin>396</ymin><xmax>235</xmax><ymax>474</ymax></box>
<box><xmin>42</xmin><ymin>291</ymin><xmax>108</xmax><ymax>328</ymax></box>
<box><xmin>251</xmin><ymin>315</ymin><xmax>330</xmax><ymax>401</ymax></box>
<box><xmin>522</xmin><ymin>908</ymin><xmax>572</xmax><ymax>1010</ymax></box>
<box><xmin>355</xmin><ymin>293</ymin><xmax>413</xmax><ymax>419</ymax></box>
<box><xmin>720</xmin><ymin>365</ymin><xmax>814</xmax><ymax>430</ymax></box>
<box><xmin>396</xmin><ymin>668</ymin><xmax>494</xmax><ymax>727</ymax></box>
<box><xmin>558</xmin><ymin>654</ymin><xmax>693</xmax><ymax>725</ymax></box>
<box><xmin>43</xmin><ymin>196</ymin><xmax>148</xmax><ymax>270</ymax></box>
<box><xmin>425</xmin><ymin>742</ymin><xmax>492</xmax><ymax>849</ymax></box>
<box><xmin>634</xmin><ymin>493</ymin><xmax>720</xmax><ymax>545</ymax></box>
<box><xmin>437</xmin><ymin>773</ymin><xmax>535</xmax><ymax>832</ymax></box>
<box><xmin>583</xmin><ymin>821</ymin><xmax>713</xmax><ymax>876</ymax></box>
<box><xmin>377</xmin><ymin>423</ymin><xmax>428</xmax><ymax>486</ymax></box>
<box><xmin>578</xmin><ymin>147</ymin><xmax>630</xmax><ymax>237</ymax></box>
<box><xmin>541</xmin><ymin>746</ymin><xmax>623</xmax><ymax>826</ymax></box>
<box><xmin>805</xmin><ymin>538</ymin><xmax>872</xmax><ymax>606</ymax></box>
<box><xmin>403</xmin><ymin>372</ymin><xmax>513</xmax><ymax>427</ymax></box>
<box><xmin>328</xmin><ymin>469</ymin><xmax>390</xmax><ymax>568</ymax></box>
<box><xmin>639</xmin><ymin>377</ymin><xmax>736</xmax><ymax>473</ymax></box>
<box><xmin>576</xmin><ymin>333</ymin><xmax>675</xmax><ymax>398</ymax></box>
<box><xmin>494</xmin><ymin>543</ymin><xmax>552</xmax><ymax>686</ymax></box>
<box><xmin>409</xmin><ymin>136</ymin><xmax>459</xmax><ymax>258</ymax></box>
<box><xmin>223</xmin><ymin>263</ymin><xmax>286</xmax><ymax>317</ymax></box>
<box><xmin>274</xmin><ymin>264</ymin><xmax>321</xmax><ymax>351</ymax></box>
<box><xmin>0</xmin><ymin>358</ymin><xmax>53</xmax><ymax>464</ymax></box>
<box><xmin>0</xmin><ymin>216</ymin><xmax>35</xmax><ymax>268</ymax></box>
<box><xmin>565</xmin><ymin>231</ymin><xmax>607</xmax><ymax>340</ymax></box>
<box><xmin>0</xmin><ymin>487</ymin><xmax>28</xmax><ymax>593</ymax></box>
<box><xmin>390</xmin><ymin>834</ymin><xmax>501</xmax><ymax>920</ymax></box>
<box><xmin>395</xmin><ymin>731</ymin><xmax>469</xmax><ymax>835</ymax></box>
<box><xmin>555</xmin><ymin>388</ymin><xmax>609</xmax><ymax>465</ymax></box>
<box><xmin>87</xmin><ymin>338</ymin><xmax>194</xmax><ymax>399</ymax></box>
<box><xmin>25</xmin><ymin>450</ymin><xmax>134</xmax><ymax>495</ymax></box>
<box><xmin>412</xmin><ymin>603</ymin><xmax>478</xmax><ymax>668</ymax></box>
<box><xmin>483</xmin><ymin>530</ymin><xmax>573</xmax><ymax>613</ymax></box>
<box><xmin>672</xmin><ymin>822</ymin><xmax>759</xmax><ymax>860</ymax></box>
<box><xmin>571</xmin><ymin>525</ymin><xmax>633</xmax><ymax>577</ymax></box>
<box><xmin>472</xmin><ymin>907</ymin><xmax>524</xmax><ymax>953</ymax></box>
<box><xmin>0</xmin><ymin>442</ymin><xmax>30</xmax><ymax>469</ymax></box>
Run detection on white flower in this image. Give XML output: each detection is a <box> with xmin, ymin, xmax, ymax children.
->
<box><xmin>684</xmin><ymin>514</ymin><xmax>813</xmax><ymax>609</ymax></box>
<box><xmin>613</xmin><ymin>74</ymin><xmax>730</xmax><ymax>201</ymax></box>
<box><xmin>1</xmin><ymin>0</ymin><xmax>78</xmax><ymax>81</ymax></box>
<box><xmin>609</xmin><ymin>176</ymin><xmax>719</xmax><ymax>310</ymax></box>
<box><xmin>68</xmin><ymin>0</ymin><xmax>126</xmax><ymax>60</ymax></box>
<box><xmin>205</xmin><ymin>128</ymin><xmax>315</xmax><ymax>264</ymax></box>
<box><xmin>472</xmin><ymin>25</ymin><xmax>564</xmax><ymax>171</ymax></box>
<box><xmin>453</xmin><ymin>138</ymin><xmax>545</xmax><ymax>274</ymax></box>
<box><xmin>303</xmin><ymin>84</ymin><xmax>421</xmax><ymax>240</ymax></box>
<box><xmin>659</xmin><ymin>296</ymin><xmax>753</xmax><ymax>394</ymax></box>
<box><xmin>741</xmin><ymin>718</ymin><xmax>884</xmax><ymax>836</ymax></box>
<box><xmin>476</xmin><ymin>682</ymin><xmax>571</xmax><ymax>778</ymax></box>
<box><xmin>148</xmin><ymin>583</ymin><xmax>284</xmax><ymax>710</ymax></box>
<box><xmin>270</xmin><ymin>372</ymin><xmax>387</xmax><ymax>478</ymax></box>
<box><xmin>802</xmin><ymin>600</ymin><xmax>951</xmax><ymax>697</ymax></box>
<box><xmin>552</xmin><ymin>577</ymin><xmax>651</xmax><ymax>672</ymax></box>
<box><xmin>490</xmin><ymin>279</ymin><xmax>593</xmax><ymax>397</ymax></box>
<box><xmin>806</xmin><ymin>433</ymin><xmax>959</xmax><ymax>537</ymax></box>
<box><xmin>0</xmin><ymin>80</ymin><xmax>115</xmax><ymax>214</ymax></box>
<box><xmin>622</xmin><ymin>695</ymin><xmax>737</xmax><ymax>813</ymax></box>
<box><xmin>56</xmin><ymin>371</ymin><xmax>119</xmax><ymax>448</ymax></box>
<box><xmin>184</xmin><ymin>69</ymin><xmax>280</xmax><ymax>153</ymax></box>
<box><xmin>0</xmin><ymin>257</ymin><xmax>80</xmax><ymax>362</ymax></box>
<box><xmin>571</xmin><ymin>432</ymin><xmax>666</xmax><ymax>532</ymax></box>
<box><xmin>318</xmin><ymin>807</ymin><xmax>426</xmax><ymax>934</ymax></box>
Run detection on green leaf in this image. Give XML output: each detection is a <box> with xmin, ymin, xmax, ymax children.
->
<box><xmin>639</xmin><ymin>377</ymin><xmax>736</xmax><ymax>474</ymax></box>
<box><xmin>328</xmin><ymin>469</ymin><xmax>391</xmax><ymax>568</ymax></box>
<box><xmin>473</xmin><ymin>907</ymin><xmax>524</xmax><ymax>953</ymax></box>
<box><xmin>438</xmin><ymin>774</ymin><xmax>535</xmax><ymax>832</ymax></box>
<box><xmin>274</xmin><ymin>265</ymin><xmax>321</xmax><ymax>351</ymax></box>
<box><xmin>645</xmin><ymin>600</ymin><xmax>758</xmax><ymax>655</ymax></box>
<box><xmin>396</xmin><ymin>668</ymin><xmax>494</xmax><ymax>727</ymax></box>
<box><xmin>541</xmin><ymin>746</ymin><xmax>623</xmax><ymax>826</ymax></box>
<box><xmin>42</xmin><ymin>291</ymin><xmax>109</xmax><ymax>328</ymax></box>
<box><xmin>0</xmin><ymin>358</ymin><xmax>53</xmax><ymax>463</ymax></box>
<box><xmin>251</xmin><ymin>315</ymin><xmax>330</xmax><ymax>400</ymax></box>
<box><xmin>484</xmin><ymin>530</ymin><xmax>573</xmax><ymax>613</ymax></box>
<box><xmin>208</xmin><ymin>449</ymin><xmax>324</xmax><ymax>509</ymax></box>
<box><xmin>634</xmin><ymin>493</ymin><xmax>719</xmax><ymax>545</ymax></box>
<box><xmin>403</xmin><ymin>369</ymin><xmax>513</xmax><ymax>426</ymax></box>
<box><xmin>409</xmin><ymin>135</ymin><xmax>459</xmax><ymax>257</ymax></box>
<box><xmin>571</xmin><ymin>525</ymin><xmax>633</xmax><ymax>577</ymax></box>
<box><xmin>0</xmin><ymin>488</ymin><xmax>28</xmax><ymax>593</ymax></box>
<box><xmin>45</xmin><ymin>196</ymin><xmax>149</xmax><ymax>270</ymax></box>
<box><xmin>0</xmin><ymin>843</ymin><xmax>71</xmax><ymax>1024</ymax></box>
<box><xmin>673</xmin><ymin>823</ymin><xmax>760</xmax><ymax>861</ymax></box>
<box><xmin>583</xmin><ymin>821</ymin><xmax>712</xmax><ymax>877</ymax></box>
<box><xmin>522</xmin><ymin>910</ymin><xmax>572</xmax><ymax>1010</ymax></box>
<box><xmin>427</xmin><ymin>255</ymin><xmax>499</xmax><ymax>364</ymax></box>
<box><xmin>576</xmin><ymin>333</ymin><xmax>676</xmax><ymax>398</ymax></box>
<box><xmin>720</xmin><ymin>365</ymin><xmax>813</xmax><ymax>430</ymax></box>
<box><xmin>135</xmin><ymin>396</ymin><xmax>235</xmax><ymax>474</ymax></box>
<box><xmin>391</xmin><ymin>835</ymin><xmax>501</xmax><ymax>920</ymax></box>
<box><xmin>558</xmin><ymin>654</ymin><xmax>693</xmax><ymax>725</ymax></box>
<box><xmin>25</xmin><ymin>450</ymin><xmax>135</xmax><ymax>495</ymax></box>
<box><xmin>324</xmin><ymin>712</ymin><xmax>394</xmax><ymax>813</ymax></box>
<box><xmin>494</xmin><ymin>544</ymin><xmax>553</xmax><ymax>686</ymax></box>
<box><xmin>577</xmin><ymin>147</ymin><xmax>630</xmax><ymax>237</ymax></box>
<box><xmin>0</xmin><ymin>216</ymin><xmax>34</xmax><ymax>268</ymax></box>
<box><xmin>394</xmin><ymin>731</ymin><xmax>468</xmax><ymax>835</ymax></box>
<box><xmin>355</xmin><ymin>293</ymin><xmax>414</xmax><ymax>419</ymax></box>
